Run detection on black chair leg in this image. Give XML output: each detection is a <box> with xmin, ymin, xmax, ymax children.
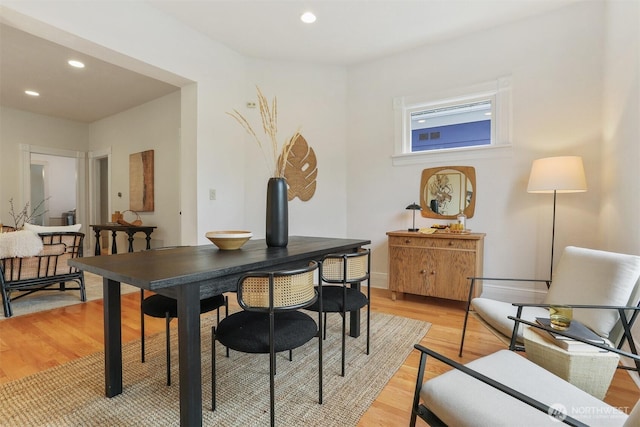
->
<box><xmin>212</xmin><ymin>326</ymin><xmax>216</xmax><ymax>411</ymax></box>
<box><xmin>323</xmin><ymin>312</ymin><xmax>327</xmax><ymax>339</ymax></box>
<box><xmin>341</xmin><ymin>311</ymin><xmax>346</xmax><ymax>377</ymax></box>
<box><xmin>269</xmin><ymin>337</ymin><xmax>276</xmax><ymax>426</ymax></box>
<box><xmin>141</xmin><ymin>307</ymin><xmax>146</xmax><ymax>363</ymax></box>
<box><xmin>366</xmin><ymin>304</ymin><xmax>370</xmax><ymax>355</ymax></box>
<box><xmin>165</xmin><ymin>312</ymin><xmax>171</xmax><ymax>386</ymax></box>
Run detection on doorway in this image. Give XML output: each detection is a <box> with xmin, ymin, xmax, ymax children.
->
<box><xmin>29</xmin><ymin>163</ymin><xmax>47</xmax><ymax>225</ymax></box>
<box><xmin>30</xmin><ymin>154</ymin><xmax>77</xmax><ymax>226</ymax></box>
<box><xmin>20</xmin><ymin>144</ymin><xmax>87</xmax><ymax>249</ymax></box>
<box><xmin>89</xmin><ymin>148</ymin><xmax>111</xmax><ymax>254</ymax></box>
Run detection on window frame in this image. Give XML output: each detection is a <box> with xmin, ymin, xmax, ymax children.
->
<box><xmin>393</xmin><ymin>77</ymin><xmax>512</xmax><ymax>166</ymax></box>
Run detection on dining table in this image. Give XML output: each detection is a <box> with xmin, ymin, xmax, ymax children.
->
<box><xmin>69</xmin><ymin>235</ymin><xmax>370</xmax><ymax>426</ymax></box>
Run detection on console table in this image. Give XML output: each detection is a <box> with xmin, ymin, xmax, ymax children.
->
<box><xmin>90</xmin><ymin>224</ymin><xmax>157</xmax><ymax>255</ymax></box>
<box><xmin>387</xmin><ymin>230</ymin><xmax>485</xmax><ymax>301</ymax></box>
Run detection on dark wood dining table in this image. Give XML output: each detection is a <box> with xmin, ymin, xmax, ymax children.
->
<box><xmin>69</xmin><ymin>235</ymin><xmax>370</xmax><ymax>426</ymax></box>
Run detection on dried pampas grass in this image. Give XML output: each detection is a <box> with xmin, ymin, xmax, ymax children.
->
<box><xmin>227</xmin><ymin>86</ymin><xmax>300</xmax><ymax>178</ymax></box>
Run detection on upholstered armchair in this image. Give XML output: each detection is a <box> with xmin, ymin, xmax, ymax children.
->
<box><xmin>411</xmin><ymin>333</ymin><xmax>640</xmax><ymax>426</ymax></box>
<box><xmin>459</xmin><ymin>246</ymin><xmax>640</xmax><ymax>359</ymax></box>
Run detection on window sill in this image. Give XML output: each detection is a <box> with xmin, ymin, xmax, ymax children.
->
<box><xmin>391</xmin><ymin>144</ymin><xmax>513</xmax><ymax>166</ymax></box>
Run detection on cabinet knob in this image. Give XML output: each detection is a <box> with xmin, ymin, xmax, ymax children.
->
<box><xmin>431</xmin><ymin>270</ymin><xmax>436</xmax><ymax>275</ymax></box>
<box><xmin>420</xmin><ymin>269</ymin><xmax>426</xmax><ymax>274</ymax></box>
<box><xmin>405</xmin><ymin>239</ymin><xmax>411</xmax><ymax>244</ymax></box>
<box><xmin>448</xmin><ymin>241</ymin><xmax>454</xmax><ymax>246</ymax></box>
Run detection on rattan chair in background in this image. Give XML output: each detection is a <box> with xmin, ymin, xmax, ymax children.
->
<box><xmin>212</xmin><ymin>261</ymin><xmax>322</xmax><ymax>427</ymax></box>
<box><xmin>308</xmin><ymin>248</ymin><xmax>370</xmax><ymax>376</ymax></box>
<box><xmin>140</xmin><ymin>290</ymin><xmax>227</xmax><ymax>386</ymax></box>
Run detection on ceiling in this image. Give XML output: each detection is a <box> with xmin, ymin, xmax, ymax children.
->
<box><xmin>0</xmin><ymin>0</ymin><xmax>580</xmax><ymax>123</ymax></box>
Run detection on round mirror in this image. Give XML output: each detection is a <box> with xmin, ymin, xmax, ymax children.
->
<box><xmin>420</xmin><ymin>166</ymin><xmax>476</xmax><ymax>219</ymax></box>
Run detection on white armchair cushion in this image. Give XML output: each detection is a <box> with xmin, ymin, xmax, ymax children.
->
<box><xmin>544</xmin><ymin>246</ymin><xmax>640</xmax><ymax>338</ymax></box>
<box><xmin>471</xmin><ymin>298</ymin><xmax>549</xmax><ymax>343</ymax></box>
<box><xmin>623</xmin><ymin>400</ymin><xmax>640</xmax><ymax>427</ymax></box>
<box><xmin>421</xmin><ymin>350</ymin><xmax>628</xmax><ymax>426</ymax></box>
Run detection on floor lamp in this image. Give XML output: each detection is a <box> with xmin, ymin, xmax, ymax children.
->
<box><xmin>527</xmin><ymin>156</ymin><xmax>587</xmax><ymax>279</ymax></box>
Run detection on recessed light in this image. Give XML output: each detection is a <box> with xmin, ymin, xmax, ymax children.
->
<box><xmin>418</xmin><ymin>119</ymin><xmax>426</xmax><ymax>123</ymax></box>
<box><xmin>25</xmin><ymin>90</ymin><xmax>40</xmax><ymax>97</ymax></box>
<box><xmin>484</xmin><ymin>112</ymin><xmax>492</xmax><ymax>116</ymax></box>
<box><xmin>300</xmin><ymin>11</ymin><xmax>316</xmax><ymax>24</ymax></box>
<box><xmin>68</xmin><ymin>60</ymin><xmax>85</xmax><ymax>68</ymax></box>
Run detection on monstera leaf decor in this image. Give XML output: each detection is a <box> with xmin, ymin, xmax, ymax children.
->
<box><xmin>279</xmin><ymin>134</ymin><xmax>318</xmax><ymax>201</ymax></box>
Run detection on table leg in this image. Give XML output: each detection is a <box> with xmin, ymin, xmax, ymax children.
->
<box><xmin>176</xmin><ymin>283</ymin><xmax>203</xmax><ymax>426</ymax></box>
<box><xmin>111</xmin><ymin>230</ymin><xmax>118</xmax><ymax>254</ymax></box>
<box><xmin>94</xmin><ymin>228</ymin><xmax>102</xmax><ymax>256</ymax></box>
<box><xmin>103</xmin><ymin>278</ymin><xmax>122</xmax><ymax>397</ymax></box>
<box><xmin>145</xmin><ymin>232</ymin><xmax>152</xmax><ymax>250</ymax></box>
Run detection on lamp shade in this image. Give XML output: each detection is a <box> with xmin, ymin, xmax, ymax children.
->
<box><xmin>405</xmin><ymin>203</ymin><xmax>422</xmax><ymax>211</ymax></box>
<box><xmin>527</xmin><ymin>156</ymin><xmax>587</xmax><ymax>193</ymax></box>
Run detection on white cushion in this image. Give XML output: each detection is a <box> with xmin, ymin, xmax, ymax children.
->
<box><xmin>623</xmin><ymin>400</ymin><xmax>640</xmax><ymax>427</ymax></box>
<box><xmin>421</xmin><ymin>350</ymin><xmax>628</xmax><ymax>426</ymax></box>
<box><xmin>471</xmin><ymin>298</ymin><xmax>549</xmax><ymax>343</ymax></box>
<box><xmin>544</xmin><ymin>246</ymin><xmax>640</xmax><ymax>338</ymax></box>
<box><xmin>23</xmin><ymin>223</ymin><xmax>82</xmax><ymax>233</ymax></box>
<box><xmin>0</xmin><ymin>230</ymin><xmax>44</xmax><ymax>258</ymax></box>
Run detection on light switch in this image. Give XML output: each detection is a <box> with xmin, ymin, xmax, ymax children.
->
<box><xmin>209</xmin><ymin>189</ymin><xmax>216</xmax><ymax>200</ymax></box>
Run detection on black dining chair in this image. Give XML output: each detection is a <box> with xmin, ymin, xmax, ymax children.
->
<box><xmin>141</xmin><ymin>290</ymin><xmax>227</xmax><ymax>386</ymax></box>
<box><xmin>212</xmin><ymin>261</ymin><xmax>323</xmax><ymax>426</ymax></box>
<box><xmin>307</xmin><ymin>248</ymin><xmax>370</xmax><ymax>376</ymax></box>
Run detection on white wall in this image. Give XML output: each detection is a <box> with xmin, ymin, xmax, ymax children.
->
<box><xmin>240</xmin><ymin>60</ymin><xmax>348</xmax><ymax>239</ymax></box>
<box><xmin>3</xmin><ymin>1</ymin><xmax>638</xmax><ymax>304</ymax></box>
<box><xmin>89</xmin><ymin>91</ymin><xmax>182</xmax><ymax>250</ymax></box>
<box><xmin>31</xmin><ymin>153</ymin><xmax>77</xmax><ymax>221</ymax></box>
<box><xmin>0</xmin><ymin>0</ymin><xmax>247</xmax><ymax>246</ymax></box>
<box><xmin>601</xmin><ymin>0</ymin><xmax>640</xmax><ymax>256</ymax></box>
<box><xmin>0</xmin><ymin>106</ymin><xmax>89</xmax><ymax>227</ymax></box>
<box><xmin>347</xmin><ymin>1</ymin><xmax>607</xmax><ymax>294</ymax></box>
<box><xmin>601</xmin><ymin>0</ymin><xmax>640</xmax><ymax>369</ymax></box>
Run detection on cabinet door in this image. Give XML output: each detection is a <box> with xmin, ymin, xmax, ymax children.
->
<box><xmin>389</xmin><ymin>246</ymin><xmax>431</xmax><ymax>296</ymax></box>
<box><xmin>429</xmin><ymin>248</ymin><xmax>476</xmax><ymax>301</ymax></box>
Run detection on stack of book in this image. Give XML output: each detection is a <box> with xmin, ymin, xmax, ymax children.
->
<box><xmin>533</xmin><ymin>317</ymin><xmax>607</xmax><ymax>352</ymax></box>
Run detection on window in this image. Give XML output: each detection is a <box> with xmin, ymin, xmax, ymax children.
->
<box><xmin>393</xmin><ymin>77</ymin><xmax>511</xmax><ymax>165</ymax></box>
<box><xmin>411</xmin><ymin>100</ymin><xmax>492</xmax><ymax>152</ymax></box>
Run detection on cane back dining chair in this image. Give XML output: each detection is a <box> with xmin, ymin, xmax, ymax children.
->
<box><xmin>459</xmin><ymin>246</ymin><xmax>640</xmax><ymax>363</ymax></box>
<box><xmin>212</xmin><ymin>261</ymin><xmax>322</xmax><ymax>427</ymax></box>
<box><xmin>141</xmin><ymin>291</ymin><xmax>227</xmax><ymax>386</ymax></box>
<box><xmin>307</xmin><ymin>248</ymin><xmax>370</xmax><ymax>376</ymax></box>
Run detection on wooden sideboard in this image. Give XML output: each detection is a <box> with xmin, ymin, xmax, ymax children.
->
<box><xmin>386</xmin><ymin>230</ymin><xmax>485</xmax><ymax>302</ymax></box>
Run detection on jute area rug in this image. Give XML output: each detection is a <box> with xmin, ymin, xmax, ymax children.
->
<box><xmin>0</xmin><ymin>272</ymin><xmax>138</xmax><ymax>319</ymax></box>
<box><xmin>0</xmin><ymin>310</ymin><xmax>430</xmax><ymax>426</ymax></box>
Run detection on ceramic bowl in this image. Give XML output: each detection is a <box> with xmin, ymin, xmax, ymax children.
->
<box><xmin>205</xmin><ymin>230</ymin><xmax>252</xmax><ymax>250</ymax></box>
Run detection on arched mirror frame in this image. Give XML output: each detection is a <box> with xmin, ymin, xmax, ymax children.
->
<box><xmin>420</xmin><ymin>166</ymin><xmax>476</xmax><ymax>219</ymax></box>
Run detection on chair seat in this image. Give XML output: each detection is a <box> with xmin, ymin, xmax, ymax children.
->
<box><xmin>307</xmin><ymin>286</ymin><xmax>368</xmax><ymax>312</ymax></box>
<box><xmin>421</xmin><ymin>349</ymin><xmax>628</xmax><ymax>426</ymax></box>
<box><xmin>141</xmin><ymin>293</ymin><xmax>226</xmax><ymax>318</ymax></box>
<box><xmin>216</xmin><ymin>311</ymin><xmax>317</xmax><ymax>353</ymax></box>
<box><xmin>471</xmin><ymin>297</ymin><xmax>549</xmax><ymax>343</ymax></box>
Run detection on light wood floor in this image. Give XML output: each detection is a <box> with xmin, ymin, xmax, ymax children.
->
<box><xmin>0</xmin><ymin>288</ymin><xmax>638</xmax><ymax>426</ymax></box>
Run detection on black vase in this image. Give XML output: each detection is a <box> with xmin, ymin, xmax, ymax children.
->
<box><xmin>265</xmin><ymin>177</ymin><xmax>288</xmax><ymax>247</ymax></box>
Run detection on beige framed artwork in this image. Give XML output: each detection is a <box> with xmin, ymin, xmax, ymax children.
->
<box><xmin>129</xmin><ymin>150</ymin><xmax>154</xmax><ymax>212</ymax></box>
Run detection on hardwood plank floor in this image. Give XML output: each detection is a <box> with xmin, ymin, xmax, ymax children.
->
<box><xmin>0</xmin><ymin>288</ymin><xmax>638</xmax><ymax>425</ymax></box>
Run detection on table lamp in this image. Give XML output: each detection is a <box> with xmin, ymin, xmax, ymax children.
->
<box><xmin>406</xmin><ymin>203</ymin><xmax>422</xmax><ymax>232</ymax></box>
<box><xmin>527</xmin><ymin>156</ymin><xmax>587</xmax><ymax>279</ymax></box>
